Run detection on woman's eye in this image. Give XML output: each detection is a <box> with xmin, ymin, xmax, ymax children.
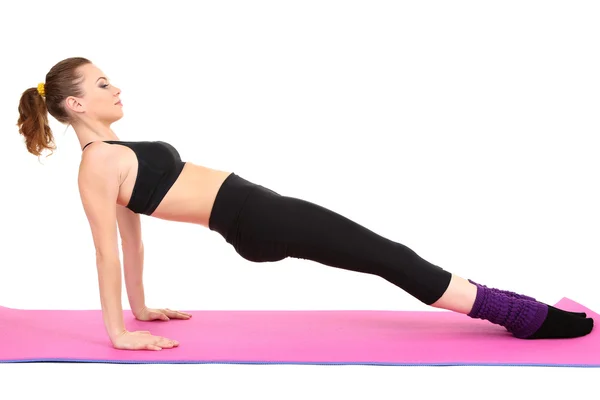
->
<box><xmin>101</xmin><ymin>84</ymin><xmax>109</xmax><ymax>88</ymax></box>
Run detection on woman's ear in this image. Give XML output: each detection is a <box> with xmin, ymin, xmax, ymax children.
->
<box><xmin>65</xmin><ymin>96</ymin><xmax>85</xmax><ymax>114</ymax></box>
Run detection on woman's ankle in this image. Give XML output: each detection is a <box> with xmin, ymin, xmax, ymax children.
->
<box><xmin>430</xmin><ymin>274</ymin><xmax>477</xmax><ymax>314</ymax></box>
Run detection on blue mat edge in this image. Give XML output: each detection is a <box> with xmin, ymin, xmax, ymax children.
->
<box><xmin>0</xmin><ymin>358</ymin><xmax>599</xmax><ymax>367</ymax></box>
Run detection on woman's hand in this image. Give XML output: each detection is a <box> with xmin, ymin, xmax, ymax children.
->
<box><xmin>134</xmin><ymin>306</ymin><xmax>192</xmax><ymax>321</ymax></box>
<box><xmin>113</xmin><ymin>330</ymin><xmax>179</xmax><ymax>351</ymax></box>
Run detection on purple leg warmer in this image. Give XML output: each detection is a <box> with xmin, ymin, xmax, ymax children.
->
<box><xmin>467</xmin><ymin>283</ymin><xmax>548</xmax><ymax>338</ymax></box>
<box><xmin>468</xmin><ymin>279</ymin><xmax>536</xmax><ymax>302</ymax></box>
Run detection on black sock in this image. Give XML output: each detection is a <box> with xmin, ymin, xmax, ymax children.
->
<box><xmin>546</xmin><ymin>304</ymin><xmax>586</xmax><ymax>319</ymax></box>
<box><xmin>527</xmin><ymin>304</ymin><xmax>595</xmax><ymax>339</ymax></box>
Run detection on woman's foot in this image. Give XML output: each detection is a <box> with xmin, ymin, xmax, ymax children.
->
<box><xmin>432</xmin><ymin>275</ymin><xmax>594</xmax><ymax>339</ymax></box>
<box><xmin>468</xmin><ymin>283</ymin><xmax>594</xmax><ymax>339</ymax></box>
<box><xmin>526</xmin><ymin>304</ymin><xmax>595</xmax><ymax>339</ymax></box>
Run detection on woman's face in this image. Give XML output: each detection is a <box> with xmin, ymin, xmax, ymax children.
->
<box><xmin>66</xmin><ymin>63</ymin><xmax>123</xmax><ymax>125</ymax></box>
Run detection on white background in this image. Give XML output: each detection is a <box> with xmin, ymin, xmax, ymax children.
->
<box><xmin>1</xmin><ymin>0</ymin><xmax>598</xmax><ymax>398</ymax></box>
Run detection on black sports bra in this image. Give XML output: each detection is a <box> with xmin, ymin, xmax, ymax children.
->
<box><xmin>82</xmin><ymin>140</ymin><xmax>186</xmax><ymax>215</ymax></box>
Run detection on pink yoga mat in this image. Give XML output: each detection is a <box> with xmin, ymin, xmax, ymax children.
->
<box><xmin>0</xmin><ymin>297</ymin><xmax>597</xmax><ymax>367</ymax></box>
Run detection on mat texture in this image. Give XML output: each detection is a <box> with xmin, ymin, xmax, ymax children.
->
<box><xmin>0</xmin><ymin>297</ymin><xmax>597</xmax><ymax>367</ymax></box>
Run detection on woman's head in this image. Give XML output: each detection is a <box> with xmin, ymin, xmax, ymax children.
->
<box><xmin>17</xmin><ymin>57</ymin><xmax>123</xmax><ymax>157</ymax></box>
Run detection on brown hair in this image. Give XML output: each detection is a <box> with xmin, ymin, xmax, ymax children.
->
<box><xmin>16</xmin><ymin>57</ymin><xmax>92</xmax><ymax>158</ymax></box>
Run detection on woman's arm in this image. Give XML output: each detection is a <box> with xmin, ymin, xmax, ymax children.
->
<box><xmin>116</xmin><ymin>207</ymin><xmax>192</xmax><ymax>323</ymax></box>
<box><xmin>122</xmin><ymin>242</ymin><xmax>146</xmax><ymax>317</ymax></box>
<box><xmin>78</xmin><ymin>149</ymin><xmax>127</xmax><ymax>343</ymax></box>
<box><xmin>116</xmin><ymin>205</ymin><xmax>146</xmax><ymax>317</ymax></box>
<box><xmin>95</xmin><ymin>256</ymin><xmax>127</xmax><ymax>341</ymax></box>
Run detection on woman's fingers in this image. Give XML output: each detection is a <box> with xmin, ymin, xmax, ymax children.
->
<box><xmin>140</xmin><ymin>336</ymin><xmax>178</xmax><ymax>350</ymax></box>
<box><xmin>156</xmin><ymin>336</ymin><xmax>179</xmax><ymax>348</ymax></box>
<box><xmin>163</xmin><ymin>308</ymin><xmax>192</xmax><ymax>319</ymax></box>
<box><xmin>113</xmin><ymin>331</ymin><xmax>179</xmax><ymax>351</ymax></box>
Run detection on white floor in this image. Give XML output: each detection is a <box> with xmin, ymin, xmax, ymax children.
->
<box><xmin>1</xmin><ymin>363</ymin><xmax>597</xmax><ymax>399</ymax></box>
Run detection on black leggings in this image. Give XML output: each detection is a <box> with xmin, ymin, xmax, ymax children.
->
<box><xmin>208</xmin><ymin>173</ymin><xmax>452</xmax><ymax>305</ymax></box>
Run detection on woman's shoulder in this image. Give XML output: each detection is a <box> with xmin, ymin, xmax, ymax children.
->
<box><xmin>78</xmin><ymin>142</ymin><xmax>123</xmax><ymax>183</ymax></box>
<box><xmin>80</xmin><ymin>141</ymin><xmax>119</xmax><ymax>162</ymax></box>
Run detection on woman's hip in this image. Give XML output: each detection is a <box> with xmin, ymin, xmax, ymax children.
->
<box><xmin>208</xmin><ymin>173</ymin><xmax>406</xmax><ymax>264</ymax></box>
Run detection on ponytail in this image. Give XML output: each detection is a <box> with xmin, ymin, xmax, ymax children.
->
<box><xmin>16</xmin><ymin>86</ymin><xmax>56</xmax><ymax>158</ymax></box>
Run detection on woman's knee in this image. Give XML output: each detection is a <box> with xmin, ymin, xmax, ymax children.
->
<box><xmin>234</xmin><ymin>236</ymin><xmax>289</xmax><ymax>263</ymax></box>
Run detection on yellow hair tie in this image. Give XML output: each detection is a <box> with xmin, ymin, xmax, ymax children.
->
<box><xmin>37</xmin><ymin>82</ymin><xmax>45</xmax><ymax>97</ymax></box>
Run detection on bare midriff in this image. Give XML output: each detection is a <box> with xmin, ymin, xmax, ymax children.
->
<box><xmin>110</xmin><ymin>144</ymin><xmax>233</xmax><ymax>226</ymax></box>
<box><xmin>147</xmin><ymin>163</ymin><xmax>232</xmax><ymax>225</ymax></box>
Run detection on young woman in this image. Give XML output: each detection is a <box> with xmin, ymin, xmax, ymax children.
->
<box><xmin>16</xmin><ymin>57</ymin><xmax>594</xmax><ymax>351</ymax></box>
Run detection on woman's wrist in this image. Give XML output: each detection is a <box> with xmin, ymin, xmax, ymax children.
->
<box><xmin>131</xmin><ymin>305</ymin><xmax>147</xmax><ymax>318</ymax></box>
<box><xmin>108</xmin><ymin>326</ymin><xmax>128</xmax><ymax>343</ymax></box>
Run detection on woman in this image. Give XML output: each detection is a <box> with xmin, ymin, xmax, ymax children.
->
<box><xmin>16</xmin><ymin>57</ymin><xmax>593</xmax><ymax>351</ymax></box>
